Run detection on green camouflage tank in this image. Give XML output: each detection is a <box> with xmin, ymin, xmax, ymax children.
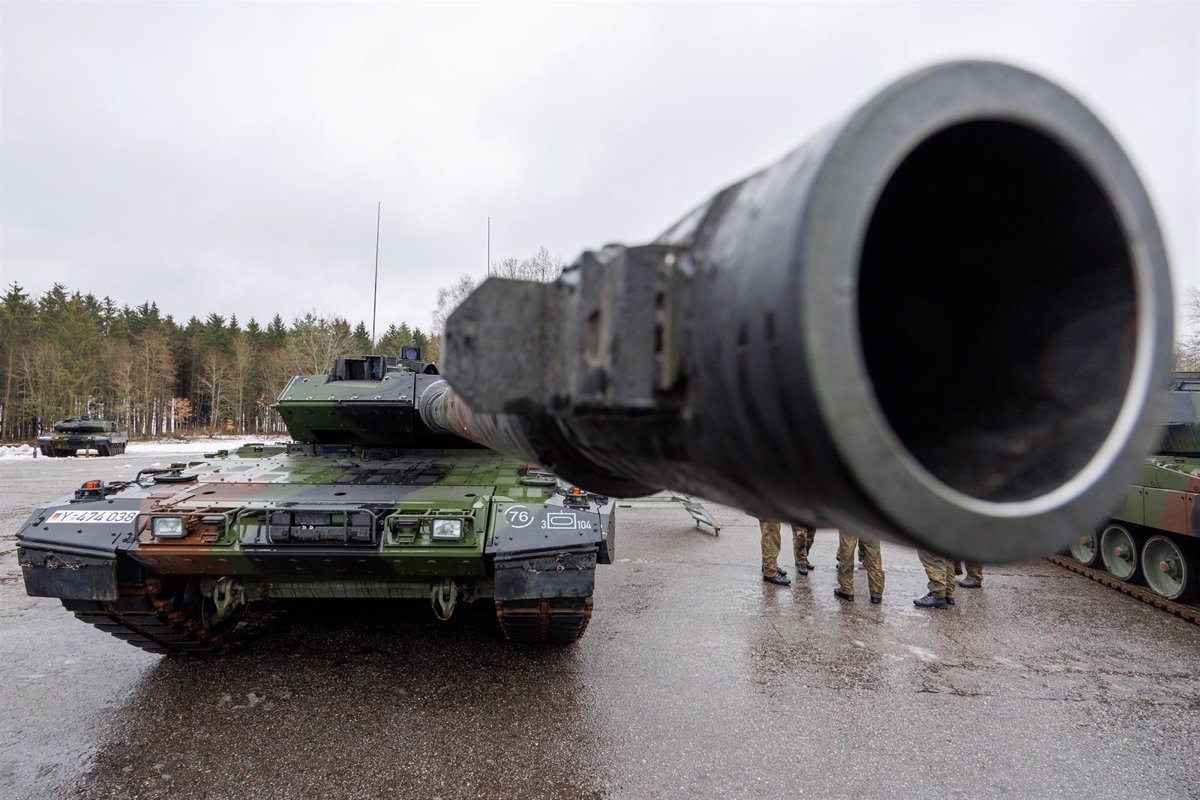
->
<box><xmin>1069</xmin><ymin>375</ymin><xmax>1200</xmax><ymax>602</ymax></box>
<box><xmin>36</xmin><ymin>416</ymin><xmax>128</xmax><ymax>457</ymax></box>
<box><xmin>16</xmin><ymin>350</ymin><xmax>614</xmax><ymax>651</ymax></box>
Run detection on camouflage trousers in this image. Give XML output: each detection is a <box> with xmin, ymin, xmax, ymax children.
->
<box><xmin>836</xmin><ymin>533</ymin><xmax>884</xmax><ymax>596</ymax></box>
<box><xmin>760</xmin><ymin>520</ymin><xmax>814</xmax><ymax>576</ymax></box>
<box><xmin>918</xmin><ymin>551</ymin><xmax>956</xmax><ymax>598</ymax></box>
<box><xmin>965</xmin><ymin>563</ymin><xmax>983</xmax><ymax>583</ymax></box>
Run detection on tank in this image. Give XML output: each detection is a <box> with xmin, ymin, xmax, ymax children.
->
<box><xmin>16</xmin><ymin>349</ymin><xmax>614</xmax><ymax>651</ymax></box>
<box><xmin>36</xmin><ymin>416</ymin><xmax>128</xmax><ymax>457</ymax></box>
<box><xmin>14</xmin><ymin>60</ymin><xmax>1179</xmax><ymax>651</ymax></box>
<box><xmin>1066</xmin><ymin>375</ymin><xmax>1200</xmax><ymax>604</ymax></box>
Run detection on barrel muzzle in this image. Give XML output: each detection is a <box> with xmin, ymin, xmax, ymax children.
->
<box><xmin>443</xmin><ymin>60</ymin><xmax>1174</xmax><ymax>562</ymax></box>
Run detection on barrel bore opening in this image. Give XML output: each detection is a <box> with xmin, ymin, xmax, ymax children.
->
<box><xmin>858</xmin><ymin>120</ymin><xmax>1136</xmax><ymax>503</ymax></box>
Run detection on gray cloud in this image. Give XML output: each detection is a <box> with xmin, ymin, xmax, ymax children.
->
<box><xmin>2</xmin><ymin>2</ymin><xmax>1196</xmax><ymax>334</ymax></box>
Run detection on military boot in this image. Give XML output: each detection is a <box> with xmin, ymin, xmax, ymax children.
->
<box><xmin>870</xmin><ymin>594</ymin><xmax>883</xmax><ymax>604</ymax></box>
<box><xmin>958</xmin><ymin>577</ymin><xmax>981</xmax><ymax>589</ymax></box>
<box><xmin>913</xmin><ymin>593</ymin><xmax>947</xmax><ymax>609</ymax></box>
<box><xmin>763</xmin><ymin>571</ymin><xmax>791</xmax><ymax>586</ymax></box>
<box><xmin>945</xmin><ymin>596</ymin><xmax>956</xmax><ymax>606</ymax></box>
<box><xmin>794</xmin><ymin>563</ymin><xmax>809</xmax><ymax>576</ymax></box>
<box><xmin>833</xmin><ymin>588</ymin><xmax>854</xmax><ymax>602</ymax></box>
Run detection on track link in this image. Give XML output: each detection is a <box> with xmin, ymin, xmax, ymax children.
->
<box><xmin>495</xmin><ymin>597</ymin><xmax>593</xmax><ymax>644</ymax></box>
<box><xmin>62</xmin><ymin>579</ymin><xmax>268</xmax><ymax>654</ymax></box>
<box><xmin>1047</xmin><ymin>554</ymin><xmax>1200</xmax><ymax>625</ymax></box>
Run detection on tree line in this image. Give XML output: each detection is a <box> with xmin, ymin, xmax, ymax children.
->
<box><xmin>0</xmin><ymin>282</ymin><xmax>441</xmax><ymax>440</ymax></box>
<box><xmin>0</xmin><ymin>247</ymin><xmax>565</xmax><ymax>442</ymax></box>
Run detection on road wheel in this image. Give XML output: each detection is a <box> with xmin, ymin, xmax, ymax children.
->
<box><xmin>1100</xmin><ymin>523</ymin><xmax>1141</xmax><ymax>582</ymax></box>
<box><xmin>1142</xmin><ymin>536</ymin><xmax>1198</xmax><ymax>602</ymax></box>
<box><xmin>183</xmin><ymin>577</ymin><xmax>245</xmax><ymax>635</ymax></box>
<box><xmin>1069</xmin><ymin>529</ymin><xmax>1103</xmax><ymax>567</ymax></box>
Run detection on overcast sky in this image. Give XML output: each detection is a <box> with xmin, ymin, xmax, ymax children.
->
<box><xmin>2</xmin><ymin>2</ymin><xmax>1197</xmax><ymax>337</ymax></box>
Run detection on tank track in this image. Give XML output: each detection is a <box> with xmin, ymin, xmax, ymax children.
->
<box><xmin>1047</xmin><ymin>554</ymin><xmax>1200</xmax><ymax>625</ymax></box>
<box><xmin>61</xmin><ymin>578</ymin><xmax>270</xmax><ymax>654</ymax></box>
<box><xmin>494</xmin><ymin>597</ymin><xmax>593</xmax><ymax>643</ymax></box>
<box><xmin>38</xmin><ymin>442</ymin><xmax>126</xmax><ymax>457</ymax></box>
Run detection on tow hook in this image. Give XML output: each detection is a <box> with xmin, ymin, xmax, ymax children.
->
<box><xmin>431</xmin><ymin>578</ymin><xmax>458</xmax><ymax>621</ymax></box>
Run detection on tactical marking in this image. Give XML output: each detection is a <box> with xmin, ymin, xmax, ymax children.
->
<box><xmin>46</xmin><ymin>510</ymin><xmax>138</xmax><ymax>525</ymax></box>
<box><xmin>504</xmin><ymin>505</ymin><xmax>534</xmax><ymax>529</ymax></box>
<box><xmin>543</xmin><ymin>512</ymin><xmax>581</xmax><ymax>530</ymax></box>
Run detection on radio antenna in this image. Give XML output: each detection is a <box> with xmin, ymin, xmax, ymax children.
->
<box><xmin>371</xmin><ymin>201</ymin><xmax>381</xmax><ymax>351</ymax></box>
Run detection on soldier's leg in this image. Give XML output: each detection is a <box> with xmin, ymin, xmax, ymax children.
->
<box><xmin>860</xmin><ymin>539</ymin><xmax>884</xmax><ymax>598</ymax></box>
<box><xmin>958</xmin><ymin>562</ymin><xmax>983</xmax><ymax>589</ymax></box>
<box><xmin>760</xmin><ymin>520</ymin><xmax>782</xmax><ymax>577</ymax></box>
<box><xmin>792</xmin><ymin>525</ymin><xmax>813</xmax><ymax>567</ymax></box>
<box><xmin>917</xmin><ymin>551</ymin><xmax>948</xmax><ymax>597</ymax></box>
<box><xmin>915</xmin><ymin>551</ymin><xmax>950</xmax><ymax>608</ymax></box>
<box><xmin>943</xmin><ymin>559</ymin><xmax>956</xmax><ymax>603</ymax></box>
<box><xmin>835</xmin><ymin>532</ymin><xmax>857</xmax><ymax>594</ymax></box>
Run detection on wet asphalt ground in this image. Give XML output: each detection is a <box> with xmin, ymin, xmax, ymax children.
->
<box><xmin>1</xmin><ymin>452</ymin><xmax>1198</xmax><ymax>800</ymax></box>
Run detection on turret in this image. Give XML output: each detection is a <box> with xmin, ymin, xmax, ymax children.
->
<box><xmin>273</xmin><ymin>348</ymin><xmax>473</xmax><ymax>449</ymax></box>
<box><xmin>1161</xmin><ymin>375</ymin><xmax>1200</xmax><ymax>457</ymax></box>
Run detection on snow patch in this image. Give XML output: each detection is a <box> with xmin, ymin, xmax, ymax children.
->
<box><xmin>0</xmin><ymin>436</ymin><xmax>287</xmax><ymax>459</ymax></box>
<box><xmin>126</xmin><ymin>437</ymin><xmax>280</xmax><ymax>455</ymax></box>
<box><xmin>0</xmin><ymin>444</ymin><xmax>35</xmax><ymax>459</ymax></box>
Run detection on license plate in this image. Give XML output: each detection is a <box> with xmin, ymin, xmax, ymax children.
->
<box><xmin>45</xmin><ymin>509</ymin><xmax>138</xmax><ymax>524</ymax></box>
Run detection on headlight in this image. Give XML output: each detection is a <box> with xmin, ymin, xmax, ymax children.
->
<box><xmin>431</xmin><ymin>519</ymin><xmax>463</xmax><ymax>540</ymax></box>
<box><xmin>151</xmin><ymin>516</ymin><xmax>186</xmax><ymax>538</ymax></box>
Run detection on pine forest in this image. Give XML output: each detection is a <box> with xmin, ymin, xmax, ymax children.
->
<box><xmin>0</xmin><ymin>249</ymin><xmax>566</xmax><ymax>442</ymax></box>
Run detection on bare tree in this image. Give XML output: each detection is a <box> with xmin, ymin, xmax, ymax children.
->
<box><xmin>285</xmin><ymin>313</ymin><xmax>356</xmax><ymax>375</ymax></box>
<box><xmin>169</xmin><ymin>397</ymin><xmax>192</xmax><ymax>435</ymax></box>
<box><xmin>229</xmin><ymin>331</ymin><xmax>257</xmax><ymax>432</ymax></box>
<box><xmin>431</xmin><ymin>275</ymin><xmax>478</xmax><ymax>336</ymax></box>
<box><xmin>430</xmin><ymin>248</ymin><xmax>566</xmax><ymax>339</ymax></box>
<box><xmin>492</xmin><ymin>247</ymin><xmax>565</xmax><ymax>283</ymax></box>
<box><xmin>1179</xmin><ymin>287</ymin><xmax>1200</xmax><ymax>371</ymax></box>
<box><xmin>197</xmin><ymin>351</ymin><xmax>231</xmax><ymax>434</ymax></box>
<box><xmin>16</xmin><ymin>341</ymin><xmax>68</xmax><ymax>434</ymax></box>
<box><xmin>132</xmin><ymin>329</ymin><xmax>174</xmax><ymax>435</ymax></box>
<box><xmin>107</xmin><ymin>341</ymin><xmax>136</xmax><ymax>434</ymax></box>
<box><xmin>491</xmin><ymin>257</ymin><xmax>518</xmax><ymax>277</ymax></box>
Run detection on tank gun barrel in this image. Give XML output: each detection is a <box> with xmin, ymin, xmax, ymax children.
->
<box><xmin>442</xmin><ymin>61</ymin><xmax>1175</xmax><ymax>562</ymax></box>
<box><xmin>418</xmin><ymin>379</ymin><xmax>542</xmax><ymax>457</ymax></box>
